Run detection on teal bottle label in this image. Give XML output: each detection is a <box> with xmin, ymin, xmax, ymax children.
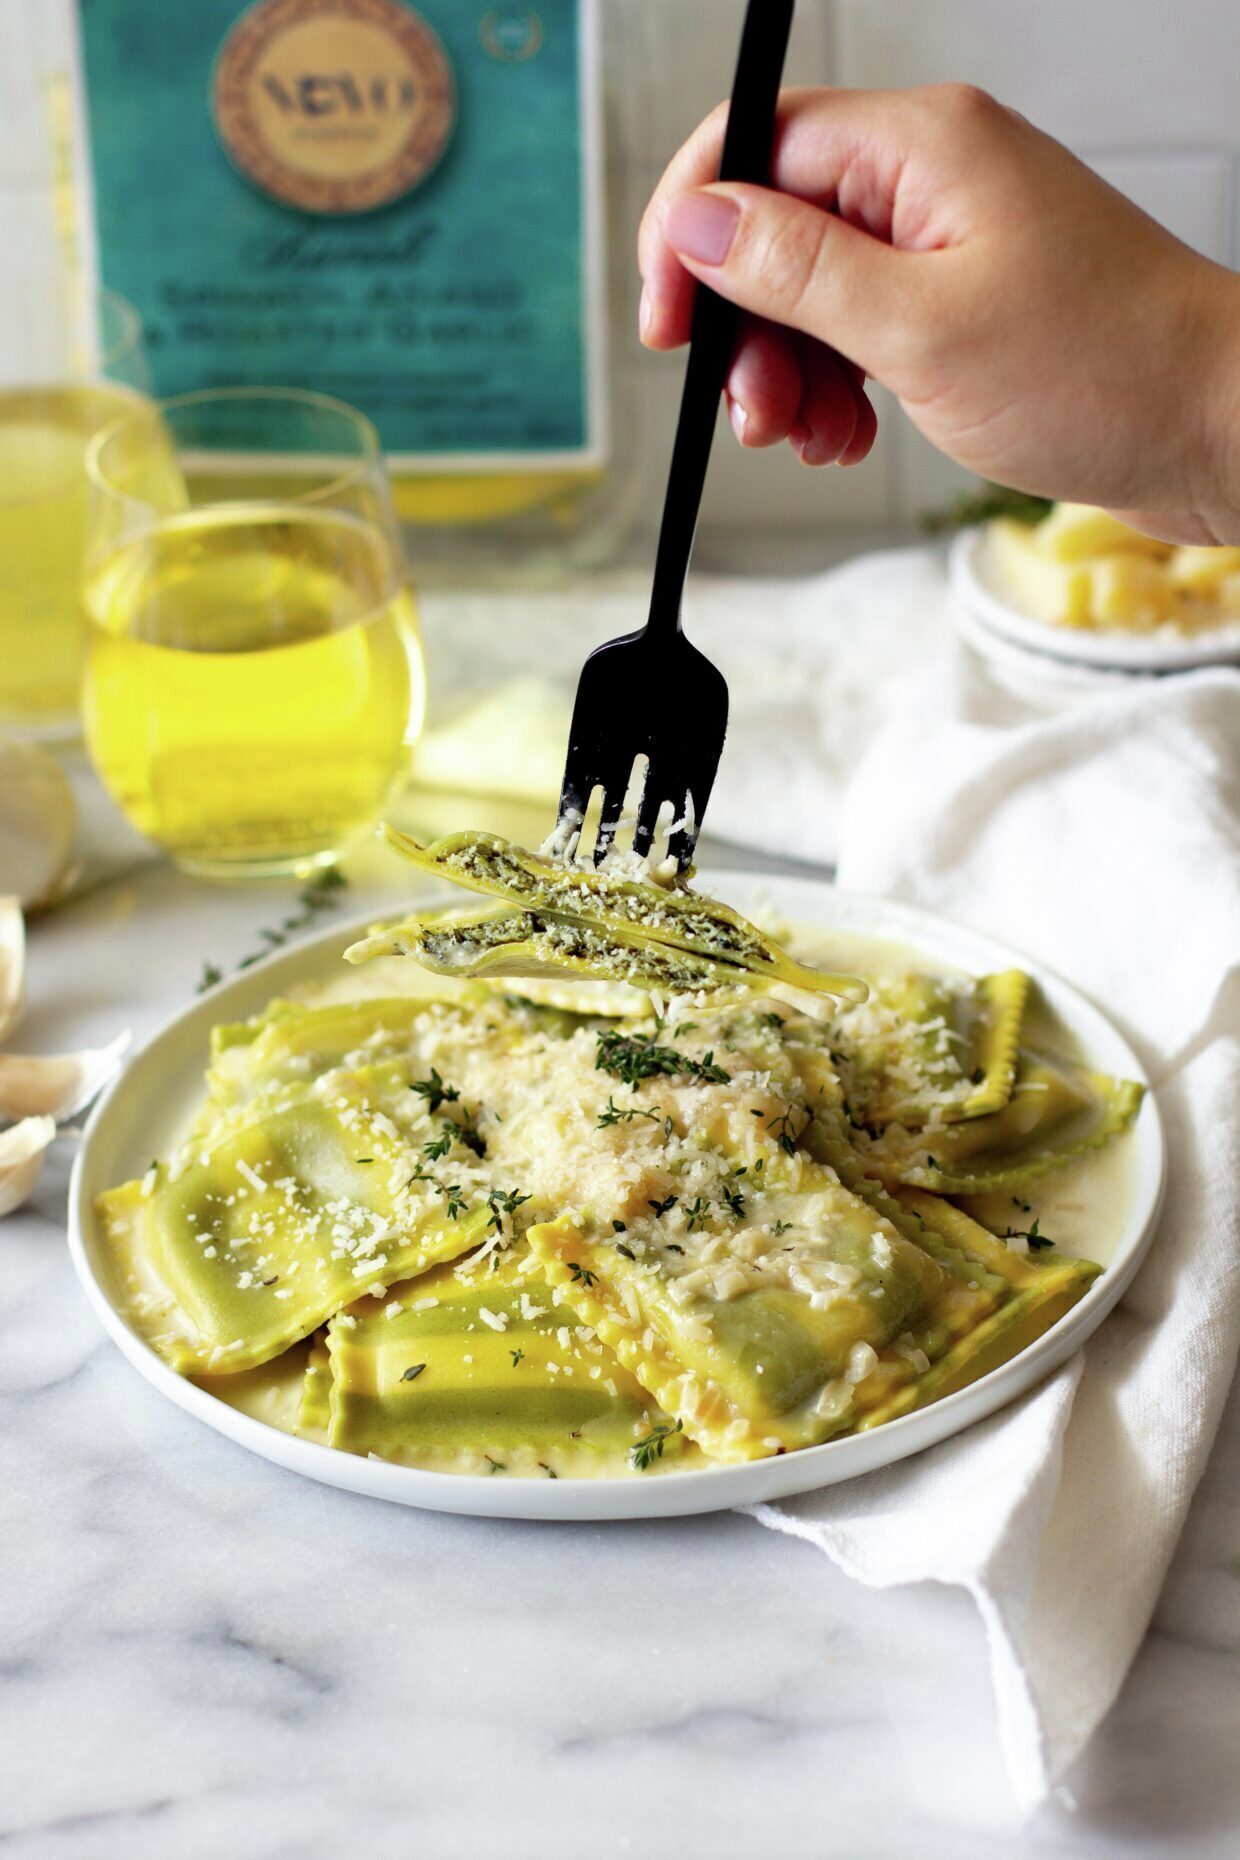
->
<box><xmin>77</xmin><ymin>0</ymin><xmax>605</xmax><ymax>469</ymax></box>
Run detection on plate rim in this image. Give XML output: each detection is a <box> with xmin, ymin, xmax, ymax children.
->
<box><xmin>950</xmin><ymin>525</ymin><xmax>1240</xmax><ymax>672</ymax></box>
<box><xmin>67</xmin><ymin>872</ymin><xmax>1166</xmax><ymax>1522</ymax></box>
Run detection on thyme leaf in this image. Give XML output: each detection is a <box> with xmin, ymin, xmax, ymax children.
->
<box><xmin>487</xmin><ymin>1186</ymin><xmax>532</xmax><ymax>1234</ymax></box>
<box><xmin>410</xmin><ymin>1067</ymin><xmax>460</xmax><ymax>1116</ymax></box>
<box><xmin>631</xmin><ymin>1418</ymin><xmax>684</xmax><ymax>1471</ymax></box>
<box><xmin>597</xmin><ymin>1095</ymin><xmax>662</xmax><ymax>1130</ymax></box>
<box><xmin>1006</xmin><ymin>1217</ymin><xmax>1055</xmax><ymax>1251</ymax></box>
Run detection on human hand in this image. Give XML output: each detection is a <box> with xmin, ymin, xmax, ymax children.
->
<box><xmin>640</xmin><ymin>85</ymin><xmax>1240</xmax><ymax>544</ymax></box>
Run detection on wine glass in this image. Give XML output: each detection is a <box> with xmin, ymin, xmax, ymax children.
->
<box><xmin>81</xmin><ymin>387</ymin><xmax>426</xmax><ymax>878</ymax></box>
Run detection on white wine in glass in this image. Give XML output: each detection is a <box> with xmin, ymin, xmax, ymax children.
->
<box><xmin>82</xmin><ymin>389</ymin><xmax>425</xmax><ymax>878</ymax></box>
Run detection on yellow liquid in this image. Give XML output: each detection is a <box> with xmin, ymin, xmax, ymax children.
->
<box><xmin>83</xmin><ymin>504</ymin><xmax>423</xmax><ymax>876</ymax></box>
<box><xmin>0</xmin><ymin>380</ymin><xmax>145</xmax><ymax>727</ymax></box>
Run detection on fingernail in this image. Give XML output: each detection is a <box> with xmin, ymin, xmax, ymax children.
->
<box><xmin>799</xmin><ymin>438</ymin><xmax>838</xmax><ymax>468</ymax></box>
<box><xmin>665</xmin><ymin>190</ymin><xmax>740</xmax><ymax>265</ymax></box>
<box><xmin>639</xmin><ymin>286</ymin><xmax>652</xmax><ymax>338</ymax></box>
<box><xmin>730</xmin><ymin>399</ymin><xmax>749</xmax><ymax>444</ymax></box>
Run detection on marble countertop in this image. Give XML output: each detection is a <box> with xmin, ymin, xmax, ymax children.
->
<box><xmin>3</xmin><ymin>786</ymin><xmax>1239</xmax><ymax>1860</ymax></box>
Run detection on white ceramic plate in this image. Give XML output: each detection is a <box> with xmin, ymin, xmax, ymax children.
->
<box><xmin>951</xmin><ymin>526</ymin><xmax>1240</xmax><ymax>673</ymax></box>
<box><xmin>69</xmin><ymin>874</ymin><xmax>1165</xmax><ymax>1522</ymax></box>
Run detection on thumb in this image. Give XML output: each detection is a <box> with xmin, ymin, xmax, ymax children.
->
<box><xmin>662</xmin><ymin>181</ymin><xmax>902</xmax><ymax>372</ymax></box>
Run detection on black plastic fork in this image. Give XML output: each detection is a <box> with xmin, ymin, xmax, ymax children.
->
<box><xmin>555</xmin><ymin>0</ymin><xmax>794</xmax><ymax>871</ymax></box>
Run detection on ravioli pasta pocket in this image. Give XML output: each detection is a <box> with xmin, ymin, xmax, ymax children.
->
<box><xmin>97</xmin><ymin>839</ymin><xmax>1144</xmax><ymax>1478</ymax></box>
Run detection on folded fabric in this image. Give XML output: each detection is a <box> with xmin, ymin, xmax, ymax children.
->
<box><xmin>747</xmin><ymin>659</ymin><xmax>1240</xmax><ymax>1812</ymax></box>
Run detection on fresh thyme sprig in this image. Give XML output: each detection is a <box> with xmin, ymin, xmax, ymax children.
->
<box><xmin>595</xmin><ymin>1030</ymin><xmax>728</xmax><ymax>1089</ymax></box>
<box><xmin>1006</xmin><ymin>1218</ymin><xmax>1055</xmax><ymax>1251</ymax></box>
<box><xmin>719</xmin><ymin>1183</ymin><xmax>746</xmax><ymax>1220</ymax></box>
<box><xmin>596</xmin><ymin>1095</ymin><xmax>662</xmax><ymax>1131</ymax></box>
<box><xmin>631</xmin><ymin>1418</ymin><xmax>684</xmax><ymax>1471</ymax></box>
<box><xmin>196</xmin><ymin>867</ymin><xmax>348</xmax><ymax>993</ymax></box>
<box><xmin>763</xmin><ymin>1106</ymin><xmax>810</xmax><ymax>1156</ymax></box>
<box><xmin>410</xmin><ymin>1068</ymin><xmax>460</xmax><ymax>1116</ymax></box>
<box><xmin>487</xmin><ymin>1186</ymin><xmax>532</xmax><ymax>1234</ymax></box>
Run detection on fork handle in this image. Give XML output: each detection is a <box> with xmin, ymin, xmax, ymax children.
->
<box><xmin>646</xmin><ymin>0</ymin><xmax>794</xmax><ymax>639</ymax></box>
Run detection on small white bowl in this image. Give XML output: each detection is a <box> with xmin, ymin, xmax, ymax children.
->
<box><xmin>952</xmin><ymin>587</ymin><xmax>1151</xmax><ymax>711</ymax></box>
<box><xmin>950</xmin><ymin>526</ymin><xmax>1240</xmax><ymax>675</ymax></box>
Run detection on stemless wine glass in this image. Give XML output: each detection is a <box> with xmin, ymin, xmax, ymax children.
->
<box><xmin>81</xmin><ymin>387</ymin><xmax>426</xmax><ymax>878</ymax></box>
<box><xmin>0</xmin><ymin>281</ymin><xmax>150</xmax><ymax>734</ymax></box>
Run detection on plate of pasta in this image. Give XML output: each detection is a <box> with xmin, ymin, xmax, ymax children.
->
<box><xmin>69</xmin><ymin>839</ymin><xmax>1164</xmax><ymax>1519</ymax></box>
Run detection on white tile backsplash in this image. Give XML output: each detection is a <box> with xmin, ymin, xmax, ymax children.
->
<box><xmin>835</xmin><ymin>0</ymin><xmax>1240</xmax><ymax>152</ymax></box>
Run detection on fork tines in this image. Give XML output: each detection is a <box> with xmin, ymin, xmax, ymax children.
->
<box><xmin>556</xmin><ymin>628</ymin><xmax>729</xmax><ymax>871</ymax></box>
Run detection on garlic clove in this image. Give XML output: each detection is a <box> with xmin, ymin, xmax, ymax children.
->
<box><xmin>0</xmin><ymin>744</ymin><xmax>77</xmax><ymax>910</ymax></box>
<box><xmin>0</xmin><ymin>1115</ymin><xmax>56</xmax><ymax>1218</ymax></box>
<box><xmin>0</xmin><ymin>897</ymin><xmax>24</xmax><ymax>1043</ymax></box>
<box><xmin>0</xmin><ymin>1030</ymin><xmax>131</xmax><ymax>1123</ymax></box>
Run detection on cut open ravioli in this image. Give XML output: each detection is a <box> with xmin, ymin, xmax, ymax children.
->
<box><xmin>346</xmin><ymin>905</ymin><xmax>778</xmax><ymax>999</ymax></box>
<box><xmin>311</xmin><ymin>1245</ymin><xmax>691</xmax><ymax>1476</ymax></box>
<box><xmin>367</xmin><ymin>826</ymin><xmax>867</xmax><ymax>1001</ymax></box>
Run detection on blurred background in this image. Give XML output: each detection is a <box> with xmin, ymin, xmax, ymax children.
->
<box><xmin>3</xmin><ymin>0</ymin><xmax>1237</xmax><ymax>580</ymax></box>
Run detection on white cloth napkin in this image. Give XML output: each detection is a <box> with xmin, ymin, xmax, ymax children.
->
<box><xmin>745</xmin><ymin>646</ymin><xmax>1240</xmax><ymax>1813</ymax></box>
<box><xmin>424</xmin><ymin>546</ymin><xmax>1240</xmax><ymax>1805</ymax></box>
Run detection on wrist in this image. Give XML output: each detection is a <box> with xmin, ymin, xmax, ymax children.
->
<box><xmin>1187</xmin><ymin>260</ymin><xmax>1240</xmax><ymax>544</ymax></box>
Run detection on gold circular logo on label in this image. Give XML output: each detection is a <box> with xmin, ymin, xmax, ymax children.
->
<box><xmin>212</xmin><ymin>0</ymin><xmax>455</xmax><ymax>216</ymax></box>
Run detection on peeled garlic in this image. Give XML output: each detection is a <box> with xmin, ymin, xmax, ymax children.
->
<box><xmin>0</xmin><ymin>1115</ymin><xmax>56</xmax><ymax>1217</ymax></box>
<box><xmin>0</xmin><ymin>898</ymin><xmax>23</xmax><ymax>1043</ymax></box>
<box><xmin>0</xmin><ymin>744</ymin><xmax>76</xmax><ymax>910</ymax></box>
<box><xmin>0</xmin><ymin>1030</ymin><xmax>130</xmax><ymax>1122</ymax></box>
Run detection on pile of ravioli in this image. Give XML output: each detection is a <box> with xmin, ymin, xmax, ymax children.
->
<box><xmin>97</xmin><ymin>832</ymin><xmax>1144</xmax><ymax>1479</ymax></box>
